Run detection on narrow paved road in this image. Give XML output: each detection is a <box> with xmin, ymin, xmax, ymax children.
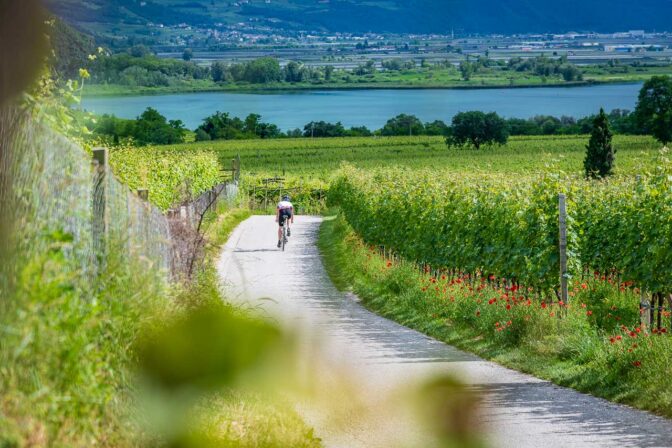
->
<box><xmin>217</xmin><ymin>216</ymin><xmax>672</xmax><ymax>448</ymax></box>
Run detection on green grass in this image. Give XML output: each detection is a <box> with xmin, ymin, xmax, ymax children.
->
<box><xmin>319</xmin><ymin>213</ymin><xmax>672</xmax><ymax>418</ymax></box>
<box><xmin>0</xmin><ymin>193</ymin><xmax>321</xmax><ymax>447</ymax></box>
<box><xmin>159</xmin><ymin>134</ymin><xmax>662</xmax><ymax>179</ymax></box>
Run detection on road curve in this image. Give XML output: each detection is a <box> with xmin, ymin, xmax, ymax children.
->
<box><xmin>217</xmin><ymin>216</ymin><xmax>672</xmax><ymax>448</ymax></box>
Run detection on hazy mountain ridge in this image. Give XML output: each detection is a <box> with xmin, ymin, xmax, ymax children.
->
<box><xmin>48</xmin><ymin>0</ymin><xmax>672</xmax><ymax>35</ymax></box>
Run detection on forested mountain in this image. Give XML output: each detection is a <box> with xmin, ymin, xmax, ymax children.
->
<box><xmin>47</xmin><ymin>0</ymin><xmax>672</xmax><ymax>36</ymax></box>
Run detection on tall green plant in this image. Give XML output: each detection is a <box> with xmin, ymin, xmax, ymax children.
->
<box><xmin>635</xmin><ymin>75</ymin><xmax>672</xmax><ymax>145</ymax></box>
<box><xmin>584</xmin><ymin>108</ymin><xmax>615</xmax><ymax>178</ymax></box>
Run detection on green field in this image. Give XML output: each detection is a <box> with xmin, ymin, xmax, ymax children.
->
<box><xmin>156</xmin><ymin>134</ymin><xmax>662</xmax><ymax>180</ymax></box>
<box><xmin>144</xmin><ymin>134</ymin><xmax>663</xmax><ymax>214</ymax></box>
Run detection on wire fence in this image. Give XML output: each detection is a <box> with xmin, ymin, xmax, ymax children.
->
<box><xmin>1</xmin><ymin>109</ymin><xmax>237</xmax><ymax>291</ymax></box>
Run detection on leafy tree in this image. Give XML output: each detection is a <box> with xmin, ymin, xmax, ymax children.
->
<box><xmin>303</xmin><ymin>121</ymin><xmax>346</xmax><ymax>138</ymax></box>
<box><xmin>584</xmin><ymin>108</ymin><xmax>615</xmax><ymax>178</ymax></box>
<box><xmin>244</xmin><ymin>113</ymin><xmax>261</xmax><ymax>134</ymax></box>
<box><xmin>424</xmin><ymin>120</ymin><xmax>449</xmax><ymax>136</ymax></box>
<box><xmin>91</xmin><ymin>109</ymin><xmax>186</xmax><ymax>145</ymax></box>
<box><xmin>459</xmin><ymin>61</ymin><xmax>474</xmax><ymax>81</ymax></box>
<box><xmin>286</xmin><ymin>128</ymin><xmax>303</xmax><ymax>138</ymax></box>
<box><xmin>635</xmin><ymin>75</ymin><xmax>672</xmax><ymax>145</ymax></box>
<box><xmin>541</xmin><ymin>117</ymin><xmax>561</xmax><ymax>135</ymax></box>
<box><xmin>447</xmin><ymin>111</ymin><xmax>509</xmax><ymax>149</ymax></box>
<box><xmin>382</xmin><ymin>59</ymin><xmax>415</xmax><ymax>71</ymax></box>
<box><xmin>244</xmin><ymin>57</ymin><xmax>282</xmax><ymax>84</ymax></box>
<box><xmin>347</xmin><ymin>126</ymin><xmax>373</xmax><ymax>137</ymax></box>
<box><xmin>380</xmin><ymin>114</ymin><xmax>424</xmax><ymax>136</ymax></box>
<box><xmin>353</xmin><ymin>60</ymin><xmax>376</xmax><ymax>76</ymax></box>
<box><xmin>560</xmin><ymin>64</ymin><xmax>582</xmax><ymax>82</ymax></box>
<box><xmin>182</xmin><ymin>48</ymin><xmax>194</xmax><ymax>62</ymax></box>
<box><xmin>196</xmin><ymin>112</ymin><xmax>280</xmax><ymax>140</ymax></box>
<box><xmin>284</xmin><ymin>61</ymin><xmax>304</xmax><ymax>83</ymax></box>
<box><xmin>255</xmin><ymin>122</ymin><xmax>282</xmax><ymax>139</ymax></box>
<box><xmin>197</xmin><ymin>111</ymin><xmax>246</xmax><ymax>140</ymax></box>
<box><xmin>130</xmin><ymin>108</ymin><xmax>186</xmax><ymax>145</ymax></box>
<box><xmin>324</xmin><ymin>65</ymin><xmax>335</xmax><ymax>81</ymax></box>
<box><xmin>195</xmin><ymin>128</ymin><xmax>211</xmax><ymax>142</ymax></box>
<box><xmin>129</xmin><ymin>44</ymin><xmax>151</xmax><ymax>58</ymax></box>
<box><xmin>211</xmin><ymin>61</ymin><xmax>227</xmax><ymax>83</ymax></box>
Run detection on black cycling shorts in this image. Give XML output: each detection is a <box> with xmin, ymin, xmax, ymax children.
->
<box><xmin>279</xmin><ymin>210</ymin><xmax>292</xmax><ymax>226</ymax></box>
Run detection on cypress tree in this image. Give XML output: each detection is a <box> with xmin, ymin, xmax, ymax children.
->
<box><xmin>584</xmin><ymin>108</ymin><xmax>615</xmax><ymax>178</ymax></box>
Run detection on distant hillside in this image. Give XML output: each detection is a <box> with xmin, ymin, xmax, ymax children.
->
<box><xmin>47</xmin><ymin>0</ymin><xmax>672</xmax><ymax>35</ymax></box>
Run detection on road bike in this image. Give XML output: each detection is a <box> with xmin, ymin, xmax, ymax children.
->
<box><xmin>280</xmin><ymin>216</ymin><xmax>292</xmax><ymax>251</ymax></box>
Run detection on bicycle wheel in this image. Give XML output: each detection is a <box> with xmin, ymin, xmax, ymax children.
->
<box><xmin>282</xmin><ymin>226</ymin><xmax>286</xmax><ymax>251</ymax></box>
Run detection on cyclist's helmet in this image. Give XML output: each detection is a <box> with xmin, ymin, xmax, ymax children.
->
<box><xmin>282</xmin><ymin>195</ymin><xmax>291</xmax><ymax>201</ymax></box>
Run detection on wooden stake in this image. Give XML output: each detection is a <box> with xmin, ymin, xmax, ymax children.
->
<box><xmin>558</xmin><ymin>193</ymin><xmax>569</xmax><ymax>304</ymax></box>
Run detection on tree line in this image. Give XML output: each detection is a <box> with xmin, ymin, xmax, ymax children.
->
<box><xmin>79</xmin><ymin>43</ymin><xmax>589</xmax><ymax>89</ymax></box>
<box><xmin>88</xmin><ymin>76</ymin><xmax>672</xmax><ymax>150</ymax></box>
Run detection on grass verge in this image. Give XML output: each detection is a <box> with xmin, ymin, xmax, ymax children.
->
<box><xmin>319</xmin><ymin>211</ymin><xmax>672</xmax><ymax>419</ymax></box>
<box><xmin>169</xmin><ymin>205</ymin><xmax>321</xmax><ymax>448</ymax></box>
<box><xmin>0</xmin><ymin>204</ymin><xmax>321</xmax><ymax>447</ymax></box>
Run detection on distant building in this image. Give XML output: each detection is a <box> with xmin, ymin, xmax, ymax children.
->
<box><xmin>604</xmin><ymin>44</ymin><xmax>667</xmax><ymax>52</ymax></box>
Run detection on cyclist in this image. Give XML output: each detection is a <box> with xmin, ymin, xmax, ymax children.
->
<box><xmin>276</xmin><ymin>195</ymin><xmax>294</xmax><ymax>248</ymax></box>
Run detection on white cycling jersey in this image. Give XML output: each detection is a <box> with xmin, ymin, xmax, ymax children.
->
<box><xmin>278</xmin><ymin>200</ymin><xmax>293</xmax><ymax>211</ymax></box>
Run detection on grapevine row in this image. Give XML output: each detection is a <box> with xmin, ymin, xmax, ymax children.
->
<box><xmin>329</xmin><ymin>161</ymin><xmax>672</xmax><ymax>296</ymax></box>
<box><xmin>110</xmin><ymin>147</ymin><xmax>222</xmax><ymax>210</ymax></box>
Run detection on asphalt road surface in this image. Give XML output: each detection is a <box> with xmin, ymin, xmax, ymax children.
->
<box><xmin>217</xmin><ymin>216</ymin><xmax>672</xmax><ymax>448</ymax></box>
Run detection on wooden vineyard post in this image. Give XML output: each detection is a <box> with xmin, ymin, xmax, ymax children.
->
<box><xmin>558</xmin><ymin>193</ymin><xmax>569</xmax><ymax>304</ymax></box>
<box><xmin>641</xmin><ymin>290</ymin><xmax>651</xmax><ymax>328</ymax></box>
<box><xmin>137</xmin><ymin>189</ymin><xmax>150</xmax><ymax>254</ymax></box>
<box><xmin>92</xmin><ymin>148</ymin><xmax>109</xmax><ymax>274</ymax></box>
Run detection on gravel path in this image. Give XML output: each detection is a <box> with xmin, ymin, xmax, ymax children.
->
<box><xmin>217</xmin><ymin>216</ymin><xmax>672</xmax><ymax>448</ymax></box>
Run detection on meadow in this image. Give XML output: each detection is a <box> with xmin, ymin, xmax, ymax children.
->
<box><xmin>156</xmin><ymin>134</ymin><xmax>661</xmax><ymax>179</ymax></box>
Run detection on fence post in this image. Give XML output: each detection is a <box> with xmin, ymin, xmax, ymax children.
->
<box><xmin>641</xmin><ymin>290</ymin><xmax>651</xmax><ymax>328</ymax></box>
<box><xmin>92</xmin><ymin>148</ymin><xmax>108</xmax><ymax>273</ymax></box>
<box><xmin>558</xmin><ymin>193</ymin><xmax>569</xmax><ymax>304</ymax></box>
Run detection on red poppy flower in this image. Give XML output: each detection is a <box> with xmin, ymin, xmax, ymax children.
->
<box><xmin>632</xmin><ymin>361</ymin><xmax>642</xmax><ymax>367</ymax></box>
<box><xmin>586</xmin><ymin>311</ymin><xmax>593</xmax><ymax>317</ymax></box>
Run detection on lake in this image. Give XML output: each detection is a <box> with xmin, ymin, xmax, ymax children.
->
<box><xmin>82</xmin><ymin>83</ymin><xmax>642</xmax><ymax>131</ymax></box>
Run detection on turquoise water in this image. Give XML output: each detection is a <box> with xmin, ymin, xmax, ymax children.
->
<box><xmin>82</xmin><ymin>83</ymin><xmax>642</xmax><ymax>131</ymax></box>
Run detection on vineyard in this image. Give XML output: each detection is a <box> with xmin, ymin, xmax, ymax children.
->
<box><xmin>159</xmin><ymin>134</ymin><xmax>660</xmax><ymax>178</ymax></box>
<box><xmin>151</xmin><ymin>134</ymin><xmax>661</xmax><ymax>213</ymax></box>
<box><xmin>110</xmin><ymin>147</ymin><xmax>223</xmax><ymax>210</ymax></box>
<box><xmin>319</xmin><ymin>146</ymin><xmax>672</xmax><ymax>415</ymax></box>
<box><xmin>328</xmin><ymin>160</ymin><xmax>672</xmax><ymax>322</ymax></box>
